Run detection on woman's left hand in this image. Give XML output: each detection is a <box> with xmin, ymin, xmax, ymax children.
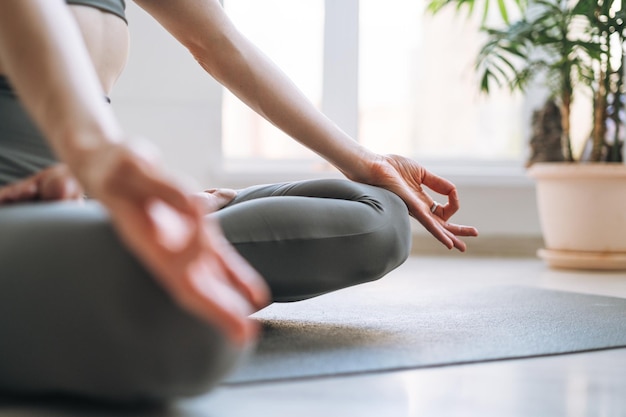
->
<box><xmin>364</xmin><ymin>154</ymin><xmax>478</xmax><ymax>252</ymax></box>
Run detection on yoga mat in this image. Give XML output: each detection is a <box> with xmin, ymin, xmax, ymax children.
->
<box><xmin>224</xmin><ymin>286</ymin><xmax>626</xmax><ymax>385</ymax></box>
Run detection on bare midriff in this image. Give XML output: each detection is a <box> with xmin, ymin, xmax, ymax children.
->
<box><xmin>0</xmin><ymin>4</ymin><xmax>129</xmax><ymax>95</ymax></box>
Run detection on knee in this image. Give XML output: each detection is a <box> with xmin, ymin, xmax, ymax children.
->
<box><xmin>331</xmin><ymin>184</ymin><xmax>411</xmax><ymax>286</ymax></box>
<box><xmin>359</xmin><ymin>188</ymin><xmax>412</xmax><ymax>279</ymax></box>
<box><xmin>384</xmin><ymin>190</ymin><xmax>412</xmax><ymax>263</ymax></box>
<box><xmin>93</xmin><ymin>275</ymin><xmax>250</xmax><ymax>403</ymax></box>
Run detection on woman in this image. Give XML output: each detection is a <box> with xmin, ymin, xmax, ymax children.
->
<box><xmin>0</xmin><ymin>0</ymin><xmax>478</xmax><ymax>403</ymax></box>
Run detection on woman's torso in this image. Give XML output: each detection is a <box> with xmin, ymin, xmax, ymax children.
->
<box><xmin>0</xmin><ymin>2</ymin><xmax>129</xmax><ymax>95</ymax></box>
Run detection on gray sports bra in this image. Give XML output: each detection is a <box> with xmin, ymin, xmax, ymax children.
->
<box><xmin>66</xmin><ymin>0</ymin><xmax>126</xmax><ymax>23</ymax></box>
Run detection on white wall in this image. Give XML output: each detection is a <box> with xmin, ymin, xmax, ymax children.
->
<box><xmin>112</xmin><ymin>2</ymin><xmax>542</xmax><ymax>252</ymax></box>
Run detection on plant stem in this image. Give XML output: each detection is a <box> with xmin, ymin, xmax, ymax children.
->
<box><xmin>560</xmin><ymin>69</ymin><xmax>574</xmax><ymax>161</ymax></box>
<box><xmin>610</xmin><ymin>49</ymin><xmax>625</xmax><ymax>162</ymax></box>
<box><xmin>592</xmin><ymin>68</ymin><xmax>607</xmax><ymax>162</ymax></box>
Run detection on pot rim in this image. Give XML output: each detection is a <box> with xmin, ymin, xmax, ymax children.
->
<box><xmin>527</xmin><ymin>162</ymin><xmax>626</xmax><ymax>180</ymax></box>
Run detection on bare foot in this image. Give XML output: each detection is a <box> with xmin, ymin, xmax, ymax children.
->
<box><xmin>39</xmin><ymin>165</ymin><xmax>83</xmax><ymax>201</ymax></box>
<box><xmin>192</xmin><ymin>188</ymin><xmax>237</xmax><ymax>214</ymax></box>
<box><xmin>0</xmin><ymin>165</ymin><xmax>83</xmax><ymax>204</ymax></box>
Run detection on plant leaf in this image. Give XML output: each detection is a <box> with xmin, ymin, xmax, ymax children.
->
<box><xmin>497</xmin><ymin>0</ymin><xmax>510</xmax><ymax>24</ymax></box>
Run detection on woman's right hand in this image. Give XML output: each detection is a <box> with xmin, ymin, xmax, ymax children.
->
<box><xmin>77</xmin><ymin>139</ymin><xmax>270</xmax><ymax>345</ymax></box>
<box><xmin>360</xmin><ymin>154</ymin><xmax>478</xmax><ymax>251</ymax></box>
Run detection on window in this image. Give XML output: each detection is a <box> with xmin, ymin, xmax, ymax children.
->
<box><xmin>222</xmin><ymin>0</ymin><xmax>526</xmax><ymax>171</ymax></box>
<box><xmin>222</xmin><ymin>0</ymin><xmax>325</xmax><ymax>161</ymax></box>
<box><xmin>359</xmin><ymin>1</ymin><xmax>525</xmax><ymax>160</ymax></box>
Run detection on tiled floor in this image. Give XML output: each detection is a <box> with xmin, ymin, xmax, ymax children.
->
<box><xmin>2</xmin><ymin>256</ymin><xmax>626</xmax><ymax>417</ymax></box>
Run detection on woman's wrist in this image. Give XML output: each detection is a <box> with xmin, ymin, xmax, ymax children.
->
<box><xmin>339</xmin><ymin>147</ymin><xmax>385</xmax><ymax>185</ymax></box>
<box><xmin>58</xmin><ymin>129</ymin><xmax>126</xmax><ymax>196</ymax></box>
<box><xmin>71</xmin><ymin>135</ymin><xmax>174</xmax><ymax>204</ymax></box>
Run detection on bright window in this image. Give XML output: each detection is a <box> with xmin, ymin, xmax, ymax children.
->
<box><xmin>222</xmin><ymin>0</ymin><xmax>324</xmax><ymax>160</ymax></box>
<box><xmin>222</xmin><ymin>0</ymin><xmax>525</xmax><ymax>165</ymax></box>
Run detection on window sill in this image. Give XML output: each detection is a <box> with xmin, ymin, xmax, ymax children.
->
<box><xmin>211</xmin><ymin>158</ymin><xmax>534</xmax><ymax>188</ymax></box>
<box><xmin>418</xmin><ymin>159</ymin><xmax>533</xmax><ymax>187</ymax></box>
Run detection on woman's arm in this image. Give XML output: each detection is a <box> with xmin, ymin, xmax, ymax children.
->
<box><xmin>135</xmin><ymin>0</ymin><xmax>478</xmax><ymax>250</ymax></box>
<box><xmin>0</xmin><ymin>0</ymin><xmax>269</xmax><ymax>343</ymax></box>
<box><xmin>134</xmin><ymin>0</ymin><xmax>370</xmax><ymax>181</ymax></box>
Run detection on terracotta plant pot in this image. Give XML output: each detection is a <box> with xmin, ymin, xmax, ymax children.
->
<box><xmin>527</xmin><ymin>162</ymin><xmax>626</xmax><ymax>270</ymax></box>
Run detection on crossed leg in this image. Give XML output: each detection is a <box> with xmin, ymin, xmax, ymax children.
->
<box><xmin>0</xmin><ymin>178</ymin><xmax>411</xmax><ymax>402</ymax></box>
<box><xmin>216</xmin><ymin>179</ymin><xmax>412</xmax><ymax>301</ymax></box>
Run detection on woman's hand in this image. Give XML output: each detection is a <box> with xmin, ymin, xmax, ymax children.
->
<box><xmin>78</xmin><ymin>139</ymin><xmax>270</xmax><ymax>345</ymax></box>
<box><xmin>365</xmin><ymin>154</ymin><xmax>478</xmax><ymax>251</ymax></box>
<box><xmin>0</xmin><ymin>164</ymin><xmax>83</xmax><ymax>204</ymax></box>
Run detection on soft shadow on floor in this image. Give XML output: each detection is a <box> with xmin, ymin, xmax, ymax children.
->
<box><xmin>256</xmin><ymin>319</ymin><xmax>399</xmax><ymax>354</ymax></box>
<box><xmin>0</xmin><ymin>394</ymin><xmax>182</xmax><ymax>417</ymax></box>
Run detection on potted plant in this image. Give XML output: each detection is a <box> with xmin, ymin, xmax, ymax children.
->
<box><xmin>428</xmin><ymin>0</ymin><xmax>626</xmax><ymax>269</ymax></box>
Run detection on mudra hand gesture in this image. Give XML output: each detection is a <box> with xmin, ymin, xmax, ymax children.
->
<box><xmin>366</xmin><ymin>154</ymin><xmax>479</xmax><ymax>252</ymax></box>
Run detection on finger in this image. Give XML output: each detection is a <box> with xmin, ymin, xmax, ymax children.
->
<box><xmin>205</xmin><ymin>220</ymin><xmax>271</xmax><ymax>310</ymax></box>
<box><xmin>114</xmin><ymin>172</ymin><xmax>203</xmax><ymax>254</ymax></box>
<box><xmin>421</xmin><ymin>169</ymin><xmax>455</xmax><ymax>195</ymax></box>
<box><xmin>444</xmin><ymin>222</ymin><xmax>479</xmax><ymax>237</ymax></box>
<box><xmin>441</xmin><ymin>188</ymin><xmax>460</xmax><ymax>220</ymax></box>
<box><xmin>176</xmin><ymin>280</ymin><xmax>257</xmax><ymax>345</ymax></box>
<box><xmin>217</xmin><ymin>241</ymin><xmax>271</xmax><ymax>310</ymax></box>
<box><xmin>157</xmin><ymin>216</ymin><xmax>263</xmax><ymax>343</ymax></box>
<box><xmin>408</xmin><ymin>197</ymin><xmax>471</xmax><ymax>252</ymax></box>
<box><xmin>410</xmin><ymin>210</ymin><xmax>455</xmax><ymax>250</ymax></box>
<box><xmin>395</xmin><ymin>184</ymin><xmax>454</xmax><ymax>250</ymax></box>
<box><xmin>429</xmin><ymin>200</ymin><xmax>443</xmax><ymax>218</ymax></box>
<box><xmin>422</xmin><ymin>171</ymin><xmax>460</xmax><ymax>220</ymax></box>
<box><xmin>108</xmin><ymin>178</ymin><xmax>220</xmax><ymax>281</ymax></box>
<box><xmin>176</xmin><ymin>261</ymin><xmax>259</xmax><ymax>345</ymax></box>
<box><xmin>110</xmin><ymin>199</ymin><xmax>163</xmax><ymax>260</ymax></box>
<box><xmin>145</xmin><ymin>199</ymin><xmax>199</xmax><ymax>253</ymax></box>
<box><xmin>446</xmin><ymin>229</ymin><xmax>467</xmax><ymax>252</ymax></box>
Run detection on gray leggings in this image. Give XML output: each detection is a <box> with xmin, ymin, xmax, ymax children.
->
<box><xmin>0</xmin><ymin>76</ymin><xmax>411</xmax><ymax>402</ymax></box>
<box><xmin>0</xmin><ymin>80</ymin><xmax>411</xmax><ymax>402</ymax></box>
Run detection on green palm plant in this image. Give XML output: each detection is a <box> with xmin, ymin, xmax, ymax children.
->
<box><xmin>475</xmin><ymin>0</ymin><xmax>600</xmax><ymax>162</ymax></box>
<box><xmin>428</xmin><ymin>0</ymin><xmax>625</xmax><ymax>163</ymax></box>
<box><xmin>575</xmin><ymin>0</ymin><xmax>626</xmax><ymax>162</ymax></box>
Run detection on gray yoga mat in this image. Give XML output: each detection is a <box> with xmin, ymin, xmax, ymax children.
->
<box><xmin>224</xmin><ymin>285</ymin><xmax>626</xmax><ymax>385</ymax></box>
